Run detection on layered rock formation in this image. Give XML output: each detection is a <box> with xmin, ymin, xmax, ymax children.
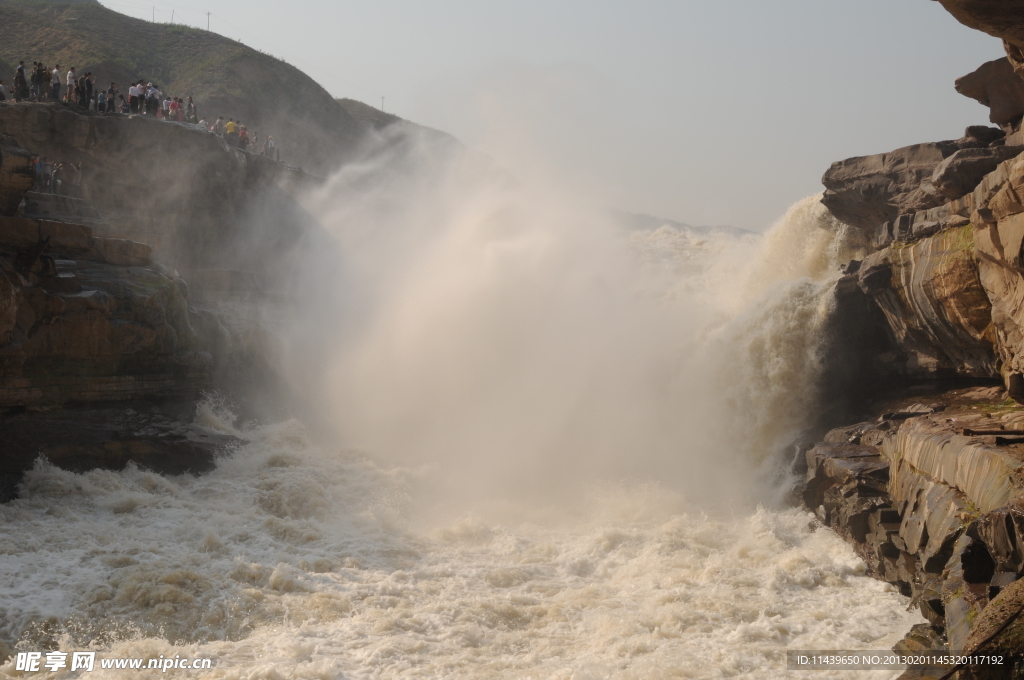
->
<box><xmin>0</xmin><ymin>103</ymin><xmax>309</xmax><ymax>494</ymax></box>
<box><xmin>821</xmin><ymin>130</ymin><xmax>1018</xmax><ymax>234</ymax></box>
<box><xmin>806</xmin><ymin>6</ymin><xmax>1024</xmax><ymax>674</ymax></box>
<box><xmin>804</xmin><ymin>388</ymin><xmax>1023</xmax><ymax>649</ymax></box>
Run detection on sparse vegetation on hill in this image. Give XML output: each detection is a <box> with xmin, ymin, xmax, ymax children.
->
<box><xmin>0</xmin><ymin>0</ymin><xmax>363</xmax><ymax>173</ymax></box>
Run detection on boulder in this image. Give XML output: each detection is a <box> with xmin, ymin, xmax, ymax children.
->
<box><xmin>955</xmin><ymin>58</ymin><xmax>1024</xmax><ymax>125</ymax></box>
<box><xmin>91</xmin><ymin>237</ymin><xmax>152</xmax><ymax>266</ymax></box>
<box><xmin>39</xmin><ymin>219</ymin><xmax>94</xmax><ymax>254</ymax></box>
<box><xmin>0</xmin><ymin>216</ymin><xmax>96</xmax><ymax>255</ymax></box>
<box><xmin>931</xmin><ymin>146</ymin><xmax>1024</xmax><ymax>199</ymax></box>
<box><xmin>966</xmin><ymin>125</ymin><xmax>1007</xmax><ymax>146</ymax></box>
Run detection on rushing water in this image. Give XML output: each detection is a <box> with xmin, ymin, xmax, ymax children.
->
<box><xmin>0</xmin><ymin>135</ymin><xmax>922</xmax><ymax>678</ymax></box>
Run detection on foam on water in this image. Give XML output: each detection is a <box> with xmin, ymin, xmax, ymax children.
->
<box><xmin>1</xmin><ymin>417</ymin><xmax>920</xmax><ymax>679</ymax></box>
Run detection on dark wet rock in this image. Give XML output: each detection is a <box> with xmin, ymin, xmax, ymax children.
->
<box><xmin>968</xmin><ymin>126</ymin><xmax>1010</xmax><ymax>146</ymax></box>
<box><xmin>858</xmin><ymin>262</ymin><xmax>893</xmax><ymax>295</ymax></box>
<box><xmin>895</xmin><ymin>623</ymin><xmax>948</xmax><ymax>656</ymax></box>
<box><xmin>804</xmin><ymin>389</ymin><xmax>1024</xmax><ymax>669</ymax></box>
<box><xmin>0</xmin><ymin>402</ymin><xmax>238</xmax><ymax>493</ymax></box>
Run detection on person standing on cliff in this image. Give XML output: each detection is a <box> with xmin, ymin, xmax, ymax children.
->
<box><xmin>106</xmin><ymin>83</ymin><xmax>116</xmax><ymax>113</ymax></box>
<box><xmin>29</xmin><ymin>63</ymin><xmax>40</xmax><ymax>100</ymax></box>
<box><xmin>76</xmin><ymin>73</ymin><xmax>87</xmax><ymax>107</ymax></box>
<box><xmin>51</xmin><ymin>65</ymin><xmax>61</xmax><ymax>100</ymax></box>
<box><xmin>14</xmin><ymin>61</ymin><xmax>28</xmax><ymax>102</ymax></box>
<box><xmin>51</xmin><ymin>163</ymin><xmax>62</xmax><ymax>195</ymax></box>
<box><xmin>65</xmin><ymin>67</ymin><xmax>75</xmax><ymax>102</ymax></box>
<box><xmin>185</xmin><ymin>96</ymin><xmax>197</xmax><ymax>123</ymax></box>
<box><xmin>127</xmin><ymin>82</ymin><xmax>139</xmax><ymax>113</ymax></box>
<box><xmin>214</xmin><ymin>116</ymin><xmax>225</xmax><ymax>135</ymax></box>
<box><xmin>70</xmin><ymin>163</ymin><xmax>82</xmax><ymax>198</ymax></box>
<box><xmin>41</xmin><ymin>159</ymin><xmax>53</xmax><ymax>192</ymax></box>
<box><xmin>148</xmin><ymin>84</ymin><xmax>157</xmax><ymax>114</ymax></box>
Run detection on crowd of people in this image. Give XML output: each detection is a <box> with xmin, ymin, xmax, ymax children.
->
<box><xmin>1</xmin><ymin>60</ymin><xmax>280</xmax><ymax>159</ymax></box>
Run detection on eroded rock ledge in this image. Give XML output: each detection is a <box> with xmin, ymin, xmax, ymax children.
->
<box><xmin>802</xmin><ymin>386</ymin><xmax>1024</xmax><ymax>677</ymax></box>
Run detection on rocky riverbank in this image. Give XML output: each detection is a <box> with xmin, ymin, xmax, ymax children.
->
<box><xmin>804</xmin><ymin>4</ymin><xmax>1024</xmax><ymax>676</ymax></box>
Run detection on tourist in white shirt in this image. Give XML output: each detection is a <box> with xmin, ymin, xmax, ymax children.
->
<box><xmin>128</xmin><ymin>83</ymin><xmax>140</xmax><ymax>114</ymax></box>
<box><xmin>51</xmin><ymin>65</ymin><xmax>61</xmax><ymax>99</ymax></box>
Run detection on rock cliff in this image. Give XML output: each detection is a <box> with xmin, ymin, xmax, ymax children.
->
<box><xmin>811</xmin><ymin>4</ymin><xmax>1024</xmax><ymax>675</ymax></box>
<box><xmin>0</xmin><ymin>103</ymin><xmax>312</xmax><ymax>495</ymax></box>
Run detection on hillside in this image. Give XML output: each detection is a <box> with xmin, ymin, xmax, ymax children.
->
<box><xmin>0</xmin><ymin>0</ymin><xmax>363</xmax><ymax>173</ymax></box>
<box><xmin>336</xmin><ymin>97</ymin><xmax>404</xmax><ymax>130</ymax></box>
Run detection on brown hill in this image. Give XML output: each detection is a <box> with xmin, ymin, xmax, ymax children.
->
<box><xmin>0</xmin><ymin>0</ymin><xmax>364</xmax><ymax>174</ymax></box>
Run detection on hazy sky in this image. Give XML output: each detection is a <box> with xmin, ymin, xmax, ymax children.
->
<box><xmin>101</xmin><ymin>0</ymin><xmax>1003</xmax><ymax>231</ymax></box>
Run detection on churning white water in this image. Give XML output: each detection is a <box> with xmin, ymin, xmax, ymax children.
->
<box><xmin>0</xmin><ymin>134</ymin><xmax>919</xmax><ymax>678</ymax></box>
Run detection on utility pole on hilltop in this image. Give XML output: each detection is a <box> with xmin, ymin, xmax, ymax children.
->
<box><xmin>171</xmin><ymin>9</ymin><xmax>174</xmax><ymax>23</ymax></box>
<box><xmin>152</xmin><ymin>6</ymin><xmax>155</xmax><ymax>22</ymax></box>
<box><xmin>381</xmin><ymin>96</ymin><xmax>385</xmax><ymax>113</ymax></box>
<box><xmin>207</xmin><ymin>12</ymin><xmax>211</xmax><ymax>30</ymax></box>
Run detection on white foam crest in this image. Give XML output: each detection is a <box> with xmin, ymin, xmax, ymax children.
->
<box><xmin>194</xmin><ymin>395</ymin><xmax>244</xmax><ymax>438</ymax></box>
<box><xmin>1</xmin><ymin>434</ymin><xmax>919</xmax><ymax>679</ymax></box>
